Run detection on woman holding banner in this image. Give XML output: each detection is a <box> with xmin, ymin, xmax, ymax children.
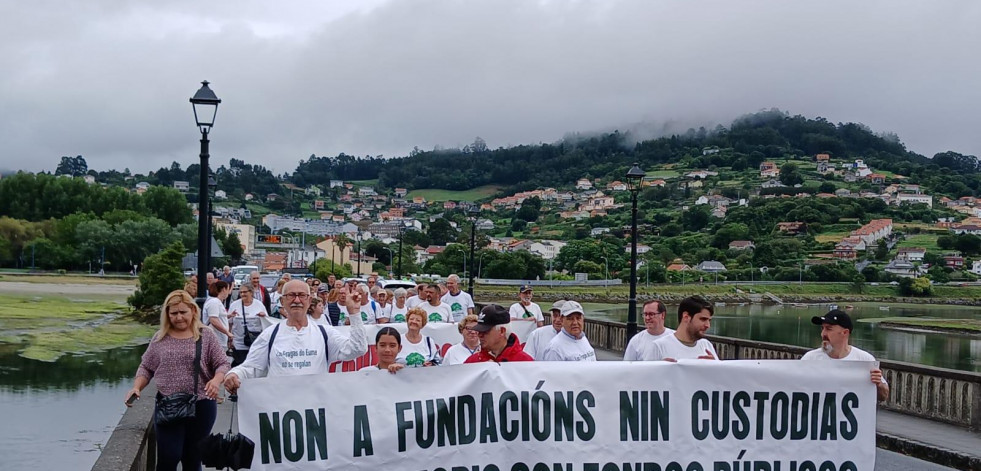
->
<box><xmin>396</xmin><ymin>308</ymin><xmax>443</xmax><ymax>367</ymax></box>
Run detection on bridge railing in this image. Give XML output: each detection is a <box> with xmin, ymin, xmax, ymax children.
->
<box><xmin>548</xmin><ymin>314</ymin><xmax>981</xmax><ymax>431</ymax></box>
<box><xmin>90</xmin><ymin>384</ymin><xmax>156</xmax><ymax>471</ymax></box>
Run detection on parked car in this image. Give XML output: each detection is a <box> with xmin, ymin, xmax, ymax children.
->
<box><xmin>378</xmin><ymin>279</ymin><xmax>416</xmax><ymax>291</ymax></box>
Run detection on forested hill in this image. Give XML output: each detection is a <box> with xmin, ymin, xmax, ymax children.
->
<box><xmin>292</xmin><ymin>109</ymin><xmax>981</xmax><ymax>196</ymax></box>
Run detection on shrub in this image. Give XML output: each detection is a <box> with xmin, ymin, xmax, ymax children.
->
<box><xmin>128</xmin><ymin>242</ymin><xmax>186</xmax><ymax>310</ymax></box>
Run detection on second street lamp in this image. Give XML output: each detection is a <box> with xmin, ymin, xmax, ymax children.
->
<box><xmin>190</xmin><ymin>81</ymin><xmax>220</xmax><ymax>310</ymax></box>
<box><xmin>625</xmin><ymin>162</ymin><xmax>646</xmax><ymax>339</ymax></box>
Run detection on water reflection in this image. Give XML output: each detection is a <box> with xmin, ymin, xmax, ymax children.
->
<box><xmin>586</xmin><ymin>302</ymin><xmax>981</xmax><ymax>372</ymax></box>
<box><xmin>0</xmin><ymin>345</ymin><xmax>145</xmax><ymax>469</ymax></box>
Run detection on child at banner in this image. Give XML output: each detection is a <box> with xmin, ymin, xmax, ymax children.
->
<box><xmin>396</xmin><ymin>308</ymin><xmax>443</xmax><ymax>367</ymax></box>
<box><xmin>361</xmin><ymin>327</ymin><xmax>406</xmax><ymax>374</ymax></box>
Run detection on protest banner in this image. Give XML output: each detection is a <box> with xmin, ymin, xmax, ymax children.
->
<box><xmin>258</xmin><ymin>317</ymin><xmax>537</xmax><ymax>371</ymax></box>
<box><xmin>238</xmin><ymin>360</ymin><xmax>877</xmax><ymax>471</ymax></box>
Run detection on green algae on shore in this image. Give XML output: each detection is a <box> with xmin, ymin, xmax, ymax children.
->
<box><xmin>0</xmin><ymin>292</ymin><xmax>155</xmax><ymax>361</ymax></box>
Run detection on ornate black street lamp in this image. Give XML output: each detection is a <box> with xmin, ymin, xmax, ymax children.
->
<box><xmin>625</xmin><ymin>162</ymin><xmax>646</xmax><ymax>339</ymax></box>
<box><xmin>190</xmin><ymin>81</ymin><xmax>220</xmax><ymax>309</ymax></box>
<box><xmin>467</xmin><ymin>206</ymin><xmax>480</xmax><ymax>295</ymax></box>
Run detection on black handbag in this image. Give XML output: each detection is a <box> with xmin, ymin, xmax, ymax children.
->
<box><xmin>242</xmin><ymin>306</ymin><xmax>260</xmax><ymax>347</ymax></box>
<box><xmin>154</xmin><ymin>336</ymin><xmax>202</xmax><ymax>426</ymax></box>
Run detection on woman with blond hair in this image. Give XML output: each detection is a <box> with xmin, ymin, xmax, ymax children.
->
<box><xmin>396</xmin><ymin>307</ymin><xmax>442</xmax><ymax>367</ymax></box>
<box><xmin>125</xmin><ymin>290</ymin><xmax>230</xmax><ymax>471</ymax></box>
<box><xmin>443</xmin><ymin>314</ymin><xmax>480</xmax><ymax>365</ymax></box>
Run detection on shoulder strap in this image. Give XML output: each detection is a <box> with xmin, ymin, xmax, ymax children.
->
<box><xmin>266</xmin><ymin>324</ymin><xmax>281</xmax><ymax>366</ymax></box>
<box><xmin>193</xmin><ymin>335</ymin><xmax>202</xmax><ymax>395</ymax></box>
<box><xmin>426</xmin><ymin>336</ymin><xmax>434</xmax><ymax>358</ymax></box>
<box><xmin>317</xmin><ymin>325</ymin><xmax>329</xmax><ymax>369</ymax></box>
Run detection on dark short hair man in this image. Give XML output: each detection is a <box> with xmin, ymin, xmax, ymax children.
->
<box><xmin>465</xmin><ymin>304</ymin><xmax>533</xmax><ymax>363</ymax></box>
<box><xmin>624</xmin><ymin>300</ymin><xmax>674</xmax><ymax>361</ymax></box>
<box><xmin>644</xmin><ymin>296</ymin><xmax>719</xmax><ymax>362</ymax></box>
<box><xmin>802</xmin><ymin>310</ymin><xmax>890</xmax><ymax>402</ymax></box>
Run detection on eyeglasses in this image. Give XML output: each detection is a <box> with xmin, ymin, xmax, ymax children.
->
<box><xmin>283</xmin><ymin>293</ymin><xmax>310</xmax><ymax>300</ymax></box>
<box><xmin>240</xmin><ymin>290</ymin><xmax>253</xmax><ymax>295</ymax></box>
<box><xmin>643</xmin><ymin>311</ymin><xmax>663</xmax><ymax>317</ymax></box>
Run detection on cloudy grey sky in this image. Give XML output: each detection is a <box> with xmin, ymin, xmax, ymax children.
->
<box><xmin>1</xmin><ymin>0</ymin><xmax>979</xmax><ymax>175</ymax></box>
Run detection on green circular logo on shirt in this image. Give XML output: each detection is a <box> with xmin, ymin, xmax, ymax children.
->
<box><xmin>523</xmin><ymin>311</ymin><xmax>533</xmax><ymax>318</ymax></box>
<box><xmin>429</xmin><ymin>313</ymin><xmax>442</xmax><ymax>322</ymax></box>
<box><xmin>361</xmin><ymin>311</ymin><xmax>369</xmax><ymax>322</ymax></box>
<box><xmin>393</xmin><ymin>314</ymin><xmax>406</xmax><ymax>323</ymax></box>
<box><xmin>339</xmin><ymin>312</ymin><xmax>347</xmax><ymax>322</ymax></box>
<box><xmin>451</xmin><ymin>302</ymin><xmax>462</xmax><ymax>312</ymax></box>
<box><xmin>405</xmin><ymin>352</ymin><xmax>425</xmax><ymax>367</ymax></box>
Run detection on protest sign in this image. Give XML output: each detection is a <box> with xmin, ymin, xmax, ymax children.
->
<box><xmin>238</xmin><ymin>360</ymin><xmax>877</xmax><ymax>470</ymax></box>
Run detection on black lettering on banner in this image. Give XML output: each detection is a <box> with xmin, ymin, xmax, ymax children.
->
<box><xmin>520</xmin><ymin>391</ymin><xmax>531</xmax><ymax>441</ymax></box>
<box><xmin>622</xmin><ymin>391</ymin><xmax>671</xmax><ymax>442</ymax></box>
<box><xmin>499</xmin><ymin>391</ymin><xmax>519</xmax><ymax>441</ymax></box>
<box><xmin>731</xmin><ymin>391</ymin><xmax>750</xmax><ymax>440</ymax></box>
<box><xmin>283</xmin><ymin>410</ymin><xmax>303</xmax><ymax>462</ymax></box>
<box><xmin>259</xmin><ymin>411</ymin><xmax>281</xmax><ymax>464</ymax></box>
<box><xmin>395</xmin><ymin>401</ymin><xmax>412</xmax><ymax>452</ymax></box>
<box><xmin>770</xmin><ymin>392</ymin><xmax>789</xmax><ymax>440</ymax></box>
<box><xmin>531</xmin><ymin>390</ymin><xmax>551</xmax><ymax>441</ymax></box>
<box><xmin>458</xmin><ymin>394</ymin><xmax>477</xmax><ymax>445</ymax></box>
<box><xmin>820</xmin><ymin>393</ymin><xmax>837</xmax><ymax>440</ymax></box>
<box><xmin>712</xmin><ymin>391</ymin><xmax>731</xmax><ymax>440</ymax></box>
<box><xmin>810</xmin><ymin>392</ymin><xmax>820</xmax><ymax>440</ymax></box>
<box><xmin>416</xmin><ymin>400</ymin><xmax>436</xmax><ymax>448</ymax></box>
<box><xmin>437</xmin><ymin>398</ymin><xmax>458</xmax><ymax>446</ymax></box>
<box><xmin>481</xmin><ymin>392</ymin><xmax>500</xmax><ymax>443</ymax></box>
<box><xmin>576</xmin><ymin>391</ymin><xmax>596</xmax><ymax>440</ymax></box>
<box><xmin>305</xmin><ymin>409</ymin><xmax>328</xmax><ymax>461</ymax></box>
<box><xmin>692</xmin><ymin>390</ymin><xmax>709</xmax><ymax>440</ymax></box>
<box><xmin>753</xmin><ymin>392</ymin><xmax>769</xmax><ymax>440</ymax></box>
<box><xmin>353</xmin><ymin>405</ymin><xmax>372</xmax><ymax>457</ymax></box>
<box><xmin>840</xmin><ymin>393</ymin><xmax>859</xmax><ymax>440</ymax></box>
<box><xmin>791</xmin><ymin>392</ymin><xmax>809</xmax><ymax>440</ymax></box>
<box><xmin>554</xmin><ymin>391</ymin><xmax>575</xmax><ymax>441</ymax></box>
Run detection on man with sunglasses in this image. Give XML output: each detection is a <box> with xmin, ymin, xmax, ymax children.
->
<box><xmin>624</xmin><ymin>300</ymin><xmax>674</xmax><ymax>361</ymax></box>
<box><xmin>224</xmin><ymin>280</ymin><xmax>368</xmax><ymax>393</ymax></box>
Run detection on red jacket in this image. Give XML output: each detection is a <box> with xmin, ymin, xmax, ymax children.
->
<box><xmin>464</xmin><ymin>334</ymin><xmax>534</xmax><ymax>363</ymax></box>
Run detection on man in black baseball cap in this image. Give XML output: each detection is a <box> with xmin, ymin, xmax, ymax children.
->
<box><xmin>464</xmin><ymin>304</ymin><xmax>533</xmax><ymax>363</ymax></box>
<box><xmin>801</xmin><ymin>309</ymin><xmax>889</xmax><ymax>401</ymax></box>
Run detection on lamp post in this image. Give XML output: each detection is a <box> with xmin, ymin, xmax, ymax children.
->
<box><xmin>625</xmin><ymin>162</ymin><xmax>646</xmax><ymax>339</ymax></box>
<box><xmin>600</xmin><ymin>256</ymin><xmax>609</xmax><ymax>294</ymax></box>
<box><xmin>190</xmin><ymin>81</ymin><xmax>220</xmax><ymax>309</ymax></box>
<box><xmin>356</xmin><ymin>231</ymin><xmax>363</xmax><ymax>278</ymax></box>
<box><xmin>478</xmin><ymin>252</ymin><xmax>488</xmax><ymax>279</ymax></box>
<box><xmin>448</xmin><ymin>245</ymin><xmax>467</xmax><ymax>280</ymax></box>
<box><xmin>396</xmin><ymin>223</ymin><xmax>407</xmax><ymax>278</ymax></box>
<box><xmin>383</xmin><ymin>247</ymin><xmax>395</xmax><ymax>273</ymax></box>
<box><xmin>467</xmin><ymin>207</ymin><xmax>480</xmax><ymax>296</ymax></box>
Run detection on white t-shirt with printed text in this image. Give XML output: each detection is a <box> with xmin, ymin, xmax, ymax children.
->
<box><xmin>229</xmin><ymin>299</ymin><xmax>268</xmax><ymax>350</ymax></box>
<box><xmin>396</xmin><ymin>335</ymin><xmax>442</xmax><ymax>367</ymax></box>
<box><xmin>509</xmin><ymin>302</ymin><xmax>544</xmax><ymax>323</ymax></box>
<box><xmin>420</xmin><ymin>302</ymin><xmax>452</xmax><ymax>323</ymax></box>
<box><xmin>441</xmin><ymin>291</ymin><xmax>475</xmax><ymax>323</ymax></box>
<box><xmin>542</xmin><ymin>330</ymin><xmax>597</xmax><ymax>362</ymax></box>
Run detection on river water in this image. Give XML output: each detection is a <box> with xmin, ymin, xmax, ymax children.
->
<box><xmin>581</xmin><ymin>301</ymin><xmax>981</xmax><ymax>372</ymax></box>
<box><xmin>1</xmin><ymin>300</ymin><xmax>979</xmax><ymax>469</ymax></box>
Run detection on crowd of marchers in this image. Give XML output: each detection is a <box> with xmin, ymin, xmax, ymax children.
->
<box><xmin>125</xmin><ymin>271</ymin><xmax>888</xmax><ymax>471</ymax></box>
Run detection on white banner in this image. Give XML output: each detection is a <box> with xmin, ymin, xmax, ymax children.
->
<box><xmin>258</xmin><ymin>317</ymin><xmax>538</xmax><ymax>372</ymax></box>
<box><xmin>238</xmin><ymin>360</ymin><xmax>877</xmax><ymax>470</ymax></box>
